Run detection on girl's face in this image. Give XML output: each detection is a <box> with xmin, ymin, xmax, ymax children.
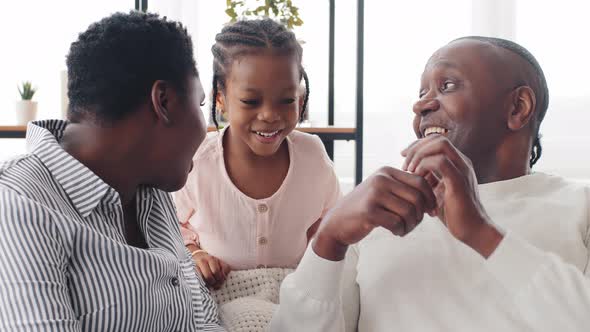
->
<box><xmin>218</xmin><ymin>51</ymin><xmax>302</xmax><ymax>157</ymax></box>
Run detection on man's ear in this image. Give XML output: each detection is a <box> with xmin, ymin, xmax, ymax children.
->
<box><xmin>507</xmin><ymin>86</ymin><xmax>536</xmax><ymax>131</ymax></box>
<box><xmin>151</xmin><ymin>80</ymin><xmax>171</xmax><ymax>125</ymax></box>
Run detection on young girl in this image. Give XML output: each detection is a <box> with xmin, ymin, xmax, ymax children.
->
<box><xmin>173</xmin><ymin>18</ymin><xmax>341</xmax><ymax>289</ymax></box>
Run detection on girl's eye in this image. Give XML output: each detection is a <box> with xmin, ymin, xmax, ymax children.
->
<box><xmin>241</xmin><ymin>99</ymin><xmax>260</xmax><ymax>106</ymax></box>
<box><xmin>200</xmin><ymin>101</ymin><xmax>206</xmax><ymax>107</ymax></box>
<box><xmin>419</xmin><ymin>90</ymin><xmax>427</xmax><ymax>98</ymax></box>
<box><xmin>281</xmin><ymin>98</ymin><xmax>296</xmax><ymax>104</ymax></box>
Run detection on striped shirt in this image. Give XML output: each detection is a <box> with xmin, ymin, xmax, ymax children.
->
<box><xmin>0</xmin><ymin>120</ymin><xmax>225</xmax><ymax>331</ymax></box>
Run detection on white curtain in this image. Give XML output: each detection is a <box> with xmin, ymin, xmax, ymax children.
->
<box><xmin>361</xmin><ymin>0</ymin><xmax>590</xmax><ymax>187</ymax></box>
<box><xmin>1</xmin><ymin>0</ymin><xmax>589</xmax><ymax>186</ymax></box>
<box><xmin>0</xmin><ymin>0</ymin><xmax>133</xmax><ymax>160</ymax></box>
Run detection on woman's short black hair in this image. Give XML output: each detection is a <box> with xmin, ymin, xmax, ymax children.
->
<box><xmin>66</xmin><ymin>11</ymin><xmax>197</xmax><ymax>123</ymax></box>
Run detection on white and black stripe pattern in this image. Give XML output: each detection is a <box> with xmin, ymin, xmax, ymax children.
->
<box><xmin>0</xmin><ymin>120</ymin><xmax>225</xmax><ymax>332</ymax></box>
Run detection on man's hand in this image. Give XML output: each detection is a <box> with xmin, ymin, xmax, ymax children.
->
<box><xmin>402</xmin><ymin>135</ymin><xmax>503</xmax><ymax>258</ymax></box>
<box><xmin>313</xmin><ymin>167</ymin><xmax>436</xmax><ymax>261</ymax></box>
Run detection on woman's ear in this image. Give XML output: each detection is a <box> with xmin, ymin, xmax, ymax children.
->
<box><xmin>507</xmin><ymin>86</ymin><xmax>536</xmax><ymax>131</ymax></box>
<box><xmin>151</xmin><ymin>80</ymin><xmax>171</xmax><ymax>125</ymax></box>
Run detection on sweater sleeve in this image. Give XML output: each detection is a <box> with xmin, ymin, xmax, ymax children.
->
<box><xmin>270</xmin><ymin>244</ymin><xmax>360</xmax><ymax>332</ymax></box>
<box><xmin>486</xmin><ymin>231</ymin><xmax>590</xmax><ymax>330</ymax></box>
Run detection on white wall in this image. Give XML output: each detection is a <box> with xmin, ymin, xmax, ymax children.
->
<box><xmin>1</xmin><ymin>0</ymin><xmax>589</xmax><ymax>190</ymax></box>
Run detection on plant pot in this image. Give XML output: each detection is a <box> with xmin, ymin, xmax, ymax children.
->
<box><xmin>15</xmin><ymin>100</ymin><xmax>38</xmax><ymax>125</ymax></box>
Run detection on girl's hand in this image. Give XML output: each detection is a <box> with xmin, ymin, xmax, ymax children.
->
<box><xmin>180</xmin><ymin>222</ymin><xmax>199</xmax><ymax>247</ymax></box>
<box><xmin>192</xmin><ymin>251</ymin><xmax>232</xmax><ymax>289</ymax></box>
<box><xmin>178</xmin><ymin>208</ymin><xmax>199</xmax><ymax>247</ymax></box>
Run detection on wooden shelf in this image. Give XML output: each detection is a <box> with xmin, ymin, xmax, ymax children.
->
<box><xmin>0</xmin><ymin>126</ymin><xmax>355</xmax><ymax>134</ymax></box>
<box><xmin>0</xmin><ymin>125</ymin><xmax>27</xmax><ymax>139</ymax></box>
<box><xmin>0</xmin><ymin>125</ymin><xmax>27</xmax><ymax>131</ymax></box>
<box><xmin>206</xmin><ymin>126</ymin><xmax>355</xmax><ymax>134</ymax></box>
<box><xmin>297</xmin><ymin>127</ymin><xmax>355</xmax><ymax>134</ymax></box>
<box><xmin>0</xmin><ymin>125</ymin><xmax>356</xmax><ymax>141</ymax></box>
<box><xmin>206</xmin><ymin>127</ymin><xmax>357</xmax><ymax>159</ymax></box>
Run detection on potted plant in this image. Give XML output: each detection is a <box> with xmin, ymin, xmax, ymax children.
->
<box><xmin>225</xmin><ymin>0</ymin><xmax>303</xmax><ymax>29</ymax></box>
<box><xmin>16</xmin><ymin>81</ymin><xmax>38</xmax><ymax>125</ymax></box>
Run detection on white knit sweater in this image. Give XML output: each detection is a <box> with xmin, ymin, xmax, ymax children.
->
<box><xmin>212</xmin><ymin>268</ymin><xmax>293</xmax><ymax>332</ymax></box>
<box><xmin>271</xmin><ymin>172</ymin><xmax>590</xmax><ymax>331</ymax></box>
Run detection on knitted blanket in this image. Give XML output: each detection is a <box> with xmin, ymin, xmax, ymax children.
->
<box><xmin>211</xmin><ymin>268</ymin><xmax>294</xmax><ymax>332</ymax></box>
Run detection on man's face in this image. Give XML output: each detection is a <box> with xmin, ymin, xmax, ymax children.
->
<box><xmin>412</xmin><ymin>40</ymin><xmax>510</xmax><ymax>162</ymax></box>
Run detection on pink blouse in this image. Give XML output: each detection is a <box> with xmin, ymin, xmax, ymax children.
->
<box><xmin>173</xmin><ymin>127</ymin><xmax>341</xmax><ymax>270</ymax></box>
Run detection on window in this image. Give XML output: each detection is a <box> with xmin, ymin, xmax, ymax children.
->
<box><xmin>362</xmin><ymin>0</ymin><xmax>472</xmax><ymax>177</ymax></box>
<box><xmin>2</xmin><ymin>0</ymin><xmax>589</xmax><ymax>185</ymax></box>
<box><xmin>515</xmin><ymin>0</ymin><xmax>590</xmax><ymax>181</ymax></box>
<box><xmin>0</xmin><ymin>1</ymin><xmax>134</xmax><ymax>159</ymax></box>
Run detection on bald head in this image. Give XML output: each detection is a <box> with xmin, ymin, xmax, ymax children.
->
<box><xmin>450</xmin><ymin>37</ymin><xmax>549</xmax><ymax>129</ymax></box>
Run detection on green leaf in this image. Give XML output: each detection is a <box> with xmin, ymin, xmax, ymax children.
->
<box><xmin>225</xmin><ymin>0</ymin><xmax>303</xmax><ymax>30</ymax></box>
<box><xmin>254</xmin><ymin>5</ymin><xmax>266</xmax><ymax>14</ymax></box>
<box><xmin>271</xmin><ymin>5</ymin><xmax>279</xmax><ymax>16</ymax></box>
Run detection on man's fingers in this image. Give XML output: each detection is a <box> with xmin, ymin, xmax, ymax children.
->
<box><xmin>404</xmin><ymin>136</ymin><xmax>468</xmax><ymax>175</ymax></box>
<box><xmin>401</xmin><ymin>138</ymin><xmax>430</xmax><ymax>170</ymax></box>
<box><xmin>376</xmin><ymin>188</ymin><xmax>421</xmax><ymax>232</ymax></box>
<box><xmin>414</xmin><ymin>155</ymin><xmax>462</xmax><ymax>194</ymax></box>
<box><xmin>424</xmin><ymin>171</ymin><xmax>440</xmax><ymax>188</ymax></box>
<box><xmin>371</xmin><ymin>208</ymin><xmax>407</xmax><ymax>236</ymax></box>
<box><xmin>377</xmin><ymin>167</ymin><xmax>436</xmax><ymax>212</ymax></box>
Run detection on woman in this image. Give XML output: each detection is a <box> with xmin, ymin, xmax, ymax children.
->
<box><xmin>0</xmin><ymin>11</ymin><xmax>224</xmax><ymax>332</ymax></box>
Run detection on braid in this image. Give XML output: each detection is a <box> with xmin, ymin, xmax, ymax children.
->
<box><xmin>530</xmin><ymin>135</ymin><xmax>542</xmax><ymax>168</ymax></box>
<box><xmin>211</xmin><ymin>75</ymin><xmax>220</xmax><ymax>129</ymax></box>
<box><xmin>215</xmin><ymin>33</ymin><xmax>266</xmax><ymax>48</ymax></box>
<box><xmin>211</xmin><ymin>18</ymin><xmax>307</xmax><ymax>124</ymax></box>
<box><xmin>301</xmin><ymin>69</ymin><xmax>310</xmax><ymax>122</ymax></box>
